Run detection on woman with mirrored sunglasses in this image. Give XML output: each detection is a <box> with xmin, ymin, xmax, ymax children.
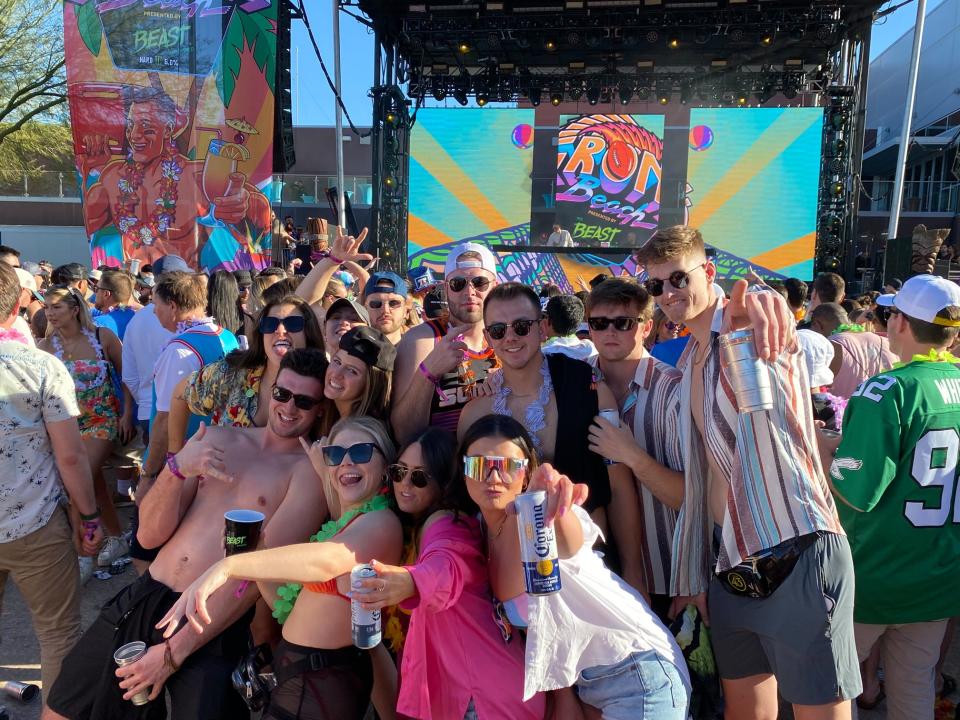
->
<box><xmin>158</xmin><ymin>416</ymin><xmax>402</xmax><ymax>720</ymax></box>
<box><xmin>168</xmin><ymin>295</ymin><xmax>327</xmax><ymax>443</ymax></box>
<box><xmin>451</xmin><ymin>414</ymin><xmax>690</xmax><ymax>720</ymax></box>
<box><xmin>348</xmin><ymin>426</ymin><xmax>546</xmax><ymax>720</ymax></box>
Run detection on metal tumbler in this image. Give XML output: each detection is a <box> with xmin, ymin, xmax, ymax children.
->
<box><xmin>718</xmin><ymin>329</ymin><xmax>773</xmax><ymax>413</ymax></box>
<box><xmin>113</xmin><ymin>641</ymin><xmax>151</xmax><ymax>706</ymax></box>
<box><xmin>0</xmin><ymin>681</ymin><xmax>38</xmax><ymax>703</ymax></box>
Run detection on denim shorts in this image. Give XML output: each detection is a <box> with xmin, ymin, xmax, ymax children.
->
<box><xmin>576</xmin><ymin>650</ymin><xmax>690</xmax><ymax>720</ymax></box>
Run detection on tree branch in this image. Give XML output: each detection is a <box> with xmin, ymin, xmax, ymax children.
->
<box><xmin>0</xmin><ymin>96</ymin><xmax>66</xmax><ymax>146</ymax></box>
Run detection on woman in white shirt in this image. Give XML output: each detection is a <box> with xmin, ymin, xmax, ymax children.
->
<box><xmin>450</xmin><ymin>413</ymin><xmax>690</xmax><ymax>719</ymax></box>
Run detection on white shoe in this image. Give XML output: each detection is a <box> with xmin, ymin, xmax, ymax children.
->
<box><xmin>79</xmin><ymin>556</ymin><xmax>94</xmax><ymax>585</ymax></box>
<box><xmin>97</xmin><ymin>536</ymin><xmax>130</xmax><ymax>567</ymax></box>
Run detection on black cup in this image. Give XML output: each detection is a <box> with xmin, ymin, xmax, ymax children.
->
<box><xmin>224</xmin><ymin>509</ymin><xmax>265</xmax><ymax>556</ymax></box>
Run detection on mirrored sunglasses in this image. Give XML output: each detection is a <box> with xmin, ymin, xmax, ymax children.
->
<box><xmin>463</xmin><ymin>455</ymin><xmax>529</xmax><ymax>484</ymax></box>
<box><xmin>448</xmin><ymin>276</ymin><xmax>491</xmax><ymax>293</ymax></box>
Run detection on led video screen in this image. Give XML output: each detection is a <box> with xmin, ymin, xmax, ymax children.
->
<box><xmin>685</xmin><ymin>107</ymin><xmax>824</xmax><ymax>280</ymax></box>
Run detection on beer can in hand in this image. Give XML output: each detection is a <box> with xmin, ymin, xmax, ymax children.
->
<box><xmin>597</xmin><ymin>408</ymin><xmax>620</xmax><ymax>465</ymax></box>
<box><xmin>718</xmin><ymin>328</ymin><xmax>774</xmax><ymax>413</ymax></box>
<box><xmin>516</xmin><ymin>491</ymin><xmax>561</xmax><ymax>595</ymax></box>
<box><xmin>351</xmin><ymin>564</ymin><xmax>382</xmax><ymax>649</ymax></box>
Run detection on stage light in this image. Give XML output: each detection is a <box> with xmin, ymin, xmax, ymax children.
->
<box><xmin>757</xmin><ymin>82</ymin><xmax>776</xmax><ymax>104</ymax></box>
<box><xmin>679</xmin><ymin>81</ymin><xmax>693</xmax><ymax>105</ymax></box>
<box><xmin>550</xmin><ymin>92</ymin><xmax>562</xmax><ymax>106</ymax></box>
<box><xmin>828</xmin><ymin>158</ymin><xmax>844</xmax><ymax>174</ymax></box>
<box><xmin>385</xmin><ymin>111</ymin><xmax>398</xmax><ymax>126</ymax></box>
<box><xmin>694</xmin><ymin>28</ymin><xmax>711</xmax><ymax>44</ymax></box>
<box><xmin>618</xmin><ymin>79</ymin><xmax>633</xmax><ymax>105</ymax></box>
<box><xmin>476</xmin><ymin>93</ymin><xmax>489</xmax><ymax>106</ymax></box>
<box><xmin>453</xmin><ymin>75</ymin><xmax>469</xmax><ymax>106</ymax></box>
<box><xmin>529</xmin><ymin>86</ymin><xmax>542</xmax><ymax>106</ymax></box>
<box><xmin>645</xmin><ymin>29</ymin><xmax>659</xmax><ymax>44</ymax></box>
<box><xmin>384</xmin><ymin>175</ymin><xmax>397</xmax><ymax>191</ymax></box>
<box><xmin>566</xmin><ymin>30</ymin><xmax>582</xmax><ymax>47</ymax></box>
<box><xmin>736</xmin><ymin>93</ymin><xmax>748</xmax><ymax>106</ymax></box>
<box><xmin>824</xmin><ymin>215</ymin><xmax>843</xmax><ymax>234</ymax></box>
<box><xmin>728</xmin><ymin>27</ymin><xmax>745</xmax><ymax>43</ymax></box>
<box><xmin>760</xmin><ymin>30</ymin><xmax>775</xmax><ymax>46</ymax></box>
<box><xmin>585</xmin><ymin>29</ymin><xmax>603</xmax><ymax>48</ymax></box>
<box><xmin>667</xmin><ymin>34</ymin><xmax>680</xmax><ymax>49</ymax></box>
<box><xmin>457</xmin><ymin>42</ymin><xmax>470</xmax><ymax>54</ymax></box>
<box><xmin>831</xmin><ymin>111</ymin><xmax>849</xmax><ymax>130</ymax></box>
<box><xmin>544</xmin><ymin>38</ymin><xmax>557</xmax><ymax>52</ymax></box>
<box><xmin>585</xmin><ymin>79</ymin><xmax>600</xmax><ymax>105</ymax></box>
<box><xmin>831</xmin><ymin>181</ymin><xmax>845</xmax><ymax>197</ymax></box>
<box><xmin>822</xmin><ymin>256</ymin><xmax>841</xmax><ymax>272</ymax></box>
<box><xmin>569</xmin><ymin>80</ymin><xmax>584</xmax><ymax>103</ymax></box>
<box><xmin>833</xmin><ymin>138</ymin><xmax>847</xmax><ymax>155</ymax></box>
<box><xmin>431</xmin><ymin>76</ymin><xmax>446</xmax><ymax>101</ymax></box>
<box><xmin>621</xmin><ymin>28</ymin><xmax>640</xmax><ymax>47</ymax></box>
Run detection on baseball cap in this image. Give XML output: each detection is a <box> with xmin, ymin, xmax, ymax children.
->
<box><xmin>52</xmin><ymin>262</ymin><xmax>87</xmax><ymax>284</ymax></box>
<box><xmin>443</xmin><ymin>242</ymin><xmax>498</xmax><ymax>277</ymax></box>
<box><xmin>327</xmin><ymin>297</ymin><xmax>370</xmax><ymax>325</ymax></box>
<box><xmin>20</xmin><ymin>260</ymin><xmax>43</xmax><ymax>277</ymax></box>
<box><xmin>876</xmin><ymin>274</ymin><xmax>960</xmax><ymax>326</ymax></box>
<box><xmin>797</xmin><ymin>329</ymin><xmax>835</xmax><ymax>388</ymax></box>
<box><xmin>363</xmin><ymin>271</ymin><xmax>408</xmax><ymax>299</ymax></box>
<box><xmin>408</xmin><ymin>266</ymin><xmax>437</xmax><ymax>293</ymax></box>
<box><xmin>137</xmin><ymin>272</ymin><xmax>155</xmax><ymax>288</ymax></box>
<box><xmin>88</xmin><ymin>269</ymin><xmax>103</xmax><ymax>283</ymax></box>
<box><xmin>152</xmin><ymin>255</ymin><xmax>191</xmax><ymax>276</ymax></box>
<box><xmin>338</xmin><ymin>326</ymin><xmax>397</xmax><ymax>371</ymax></box>
<box><xmin>14</xmin><ymin>268</ymin><xmax>45</xmax><ymax>303</ymax></box>
<box><xmin>232</xmin><ymin>269</ymin><xmax>253</xmax><ymax>288</ymax></box>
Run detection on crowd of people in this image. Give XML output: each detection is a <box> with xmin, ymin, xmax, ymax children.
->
<box><xmin>0</xmin><ymin>224</ymin><xmax>958</xmax><ymax>720</ymax></box>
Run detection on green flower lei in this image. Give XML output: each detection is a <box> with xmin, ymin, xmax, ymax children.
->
<box><xmin>831</xmin><ymin>323</ymin><xmax>865</xmax><ymax>335</ymax></box>
<box><xmin>893</xmin><ymin>348</ymin><xmax>960</xmax><ymax>369</ymax></box>
<box><xmin>272</xmin><ymin>492</ymin><xmax>393</xmax><ymax>624</ymax></box>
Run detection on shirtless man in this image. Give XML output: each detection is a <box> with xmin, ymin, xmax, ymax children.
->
<box><xmin>639</xmin><ymin>226</ymin><xmax>857</xmax><ymax>720</ymax></box>
<box><xmin>80</xmin><ymin>84</ymin><xmax>270</xmax><ymax>268</ymax></box>
<box><xmin>392</xmin><ymin>242</ymin><xmax>500</xmax><ymax>445</ymax></box>
<box><xmin>43</xmin><ymin>348</ymin><xmax>329</xmax><ymax>720</ymax></box>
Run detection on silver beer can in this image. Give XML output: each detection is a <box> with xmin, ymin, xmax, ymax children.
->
<box><xmin>598</xmin><ymin>408</ymin><xmax>620</xmax><ymax>465</ymax></box>
<box><xmin>350</xmin><ymin>564</ymin><xmax>382</xmax><ymax>649</ymax></box>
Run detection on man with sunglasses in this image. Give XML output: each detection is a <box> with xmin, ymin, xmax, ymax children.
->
<box><xmin>583</xmin><ymin>278</ymin><xmax>685</xmax><ymax>611</ymax></box>
<box><xmin>456</xmin><ymin>282</ymin><xmax>615</xmax><ymax>533</ymax></box>
<box><xmin>363</xmin><ymin>271</ymin><xmax>409</xmax><ymax>345</ymax></box>
<box><xmin>44</xmin><ymin>349</ymin><xmax>330</xmax><ymax>720</ymax></box>
<box><xmin>393</xmin><ymin>242</ymin><xmax>500</xmax><ymax>444</ymax></box>
<box><xmin>638</xmin><ymin>226</ymin><xmax>857</xmax><ymax>720</ymax></box>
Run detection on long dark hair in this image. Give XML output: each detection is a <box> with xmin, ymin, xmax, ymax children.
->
<box><xmin>207</xmin><ymin>270</ymin><xmax>241</xmax><ymax>334</ymax></box>
<box><xmin>444</xmin><ymin>414</ymin><xmax>539</xmax><ymax>517</ymax></box>
<box><xmin>226</xmin><ymin>294</ymin><xmax>324</xmax><ymax>370</ymax></box>
<box><xmin>394</xmin><ymin>427</ymin><xmax>457</xmax><ymax>524</ymax></box>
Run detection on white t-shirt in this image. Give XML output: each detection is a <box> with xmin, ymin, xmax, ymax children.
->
<box><xmin>12</xmin><ymin>315</ymin><xmax>35</xmax><ymax>346</ymax></box>
<box><xmin>547</xmin><ymin>229</ymin><xmax>574</xmax><ymax>247</ymax></box>
<box><xmin>152</xmin><ymin>321</ymin><xmax>220</xmax><ymax>414</ymax></box>
<box><xmin>121</xmin><ymin>305</ymin><xmax>173</xmax><ymax>420</ymax></box>
<box><xmin>0</xmin><ymin>341</ymin><xmax>79</xmax><ymax>542</ymax></box>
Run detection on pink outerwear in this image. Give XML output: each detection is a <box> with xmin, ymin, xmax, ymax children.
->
<box><xmin>396</xmin><ymin>515</ymin><xmax>545</xmax><ymax>720</ymax></box>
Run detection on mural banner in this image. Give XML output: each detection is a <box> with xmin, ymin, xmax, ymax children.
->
<box><xmin>555</xmin><ymin>114</ymin><xmax>665</xmax><ymax>249</ymax></box>
<box><xmin>63</xmin><ymin>0</ymin><xmax>276</xmax><ymax>272</ymax></box>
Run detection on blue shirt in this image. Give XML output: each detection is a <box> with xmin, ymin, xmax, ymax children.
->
<box><xmin>93</xmin><ymin>307</ymin><xmax>136</xmax><ymax>342</ymax></box>
<box><xmin>650</xmin><ymin>336</ymin><xmax>690</xmax><ymax>368</ymax></box>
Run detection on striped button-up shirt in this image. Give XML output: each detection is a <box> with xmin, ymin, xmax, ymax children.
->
<box><xmin>670</xmin><ymin>300</ymin><xmax>844</xmax><ymax>596</ymax></box>
<box><xmin>592</xmin><ymin>355</ymin><xmax>683</xmax><ymax>595</ymax></box>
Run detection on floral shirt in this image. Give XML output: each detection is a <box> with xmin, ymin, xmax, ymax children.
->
<box><xmin>185</xmin><ymin>360</ymin><xmax>264</xmax><ymax>428</ymax></box>
<box><xmin>0</xmin><ymin>342</ymin><xmax>80</xmax><ymax>542</ymax></box>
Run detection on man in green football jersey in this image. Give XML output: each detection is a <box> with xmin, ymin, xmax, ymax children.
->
<box><xmin>826</xmin><ymin>274</ymin><xmax>960</xmax><ymax>720</ymax></box>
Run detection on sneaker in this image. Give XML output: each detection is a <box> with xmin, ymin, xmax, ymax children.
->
<box><xmin>97</xmin><ymin>536</ymin><xmax>130</xmax><ymax>567</ymax></box>
<box><xmin>79</xmin><ymin>556</ymin><xmax>94</xmax><ymax>585</ymax></box>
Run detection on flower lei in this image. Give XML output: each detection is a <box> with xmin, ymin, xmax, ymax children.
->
<box><xmin>490</xmin><ymin>356</ymin><xmax>553</xmax><ymax>458</ymax></box>
<box><xmin>272</xmin><ymin>491</ymin><xmax>393</xmax><ymax>625</ymax></box>
<box><xmin>894</xmin><ymin>349</ymin><xmax>960</xmax><ymax>369</ymax></box>
<box><xmin>832</xmin><ymin>323</ymin><xmax>865</xmax><ymax>335</ymax></box>
<box><xmin>0</xmin><ymin>326</ymin><xmax>30</xmax><ymax>345</ymax></box>
<box><xmin>113</xmin><ymin>150</ymin><xmax>182</xmax><ymax>250</ymax></box>
<box><xmin>51</xmin><ymin>327</ymin><xmax>107</xmax><ymax>392</ymax></box>
<box><xmin>175</xmin><ymin>316</ymin><xmax>214</xmax><ymax>336</ymax></box>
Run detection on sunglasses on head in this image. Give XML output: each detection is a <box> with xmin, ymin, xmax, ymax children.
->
<box><xmin>644</xmin><ymin>262</ymin><xmax>708</xmax><ymax>297</ymax></box>
<box><xmin>486</xmin><ymin>318</ymin><xmax>539</xmax><ymax>341</ymax></box>
<box><xmin>587</xmin><ymin>316</ymin><xmax>643</xmax><ymax>332</ymax></box>
<box><xmin>321</xmin><ymin>442</ymin><xmax>378</xmax><ymax>466</ymax></box>
<box><xmin>260</xmin><ymin>315</ymin><xmax>305</xmax><ymax>334</ymax></box>
<box><xmin>271</xmin><ymin>385</ymin><xmax>322</xmax><ymax>410</ymax></box>
<box><xmin>463</xmin><ymin>456</ymin><xmax>529</xmax><ymax>484</ymax></box>
<box><xmin>387</xmin><ymin>464</ymin><xmax>432</xmax><ymax>488</ymax></box>
<box><xmin>368</xmin><ymin>298</ymin><xmax>404</xmax><ymax>310</ymax></box>
<box><xmin>448</xmin><ymin>276</ymin><xmax>491</xmax><ymax>293</ymax></box>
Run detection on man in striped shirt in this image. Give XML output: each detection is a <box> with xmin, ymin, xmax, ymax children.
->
<box><xmin>638</xmin><ymin>226</ymin><xmax>858</xmax><ymax>719</ymax></box>
<box><xmin>585</xmin><ymin>277</ymin><xmax>684</xmax><ymax>616</ymax></box>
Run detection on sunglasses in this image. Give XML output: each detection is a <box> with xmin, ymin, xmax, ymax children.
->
<box><xmin>260</xmin><ymin>315</ymin><xmax>305</xmax><ymax>334</ymax></box>
<box><xmin>486</xmin><ymin>318</ymin><xmax>539</xmax><ymax>341</ymax></box>
<box><xmin>463</xmin><ymin>456</ymin><xmax>529</xmax><ymax>484</ymax></box>
<box><xmin>644</xmin><ymin>262</ymin><xmax>708</xmax><ymax>297</ymax></box>
<box><xmin>447</xmin><ymin>276</ymin><xmax>491</xmax><ymax>293</ymax></box>
<box><xmin>271</xmin><ymin>385</ymin><xmax>322</xmax><ymax>410</ymax></box>
<box><xmin>587</xmin><ymin>316</ymin><xmax>644</xmax><ymax>332</ymax></box>
<box><xmin>368</xmin><ymin>298</ymin><xmax>404</xmax><ymax>310</ymax></box>
<box><xmin>387</xmin><ymin>464</ymin><xmax>432</xmax><ymax>488</ymax></box>
<box><xmin>321</xmin><ymin>442</ymin><xmax>378</xmax><ymax>466</ymax></box>
<box><xmin>665</xmin><ymin>321</ymin><xmax>679</xmax><ymax>331</ymax></box>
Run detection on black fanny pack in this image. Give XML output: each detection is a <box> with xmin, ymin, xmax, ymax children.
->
<box><xmin>231</xmin><ymin>643</ymin><xmax>275</xmax><ymax>711</ymax></box>
<box><xmin>716</xmin><ymin>532</ymin><xmax>821</xmax><ymax>599</ymax></box>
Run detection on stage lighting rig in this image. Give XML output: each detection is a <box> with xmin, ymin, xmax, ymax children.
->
<box><xmin>586</xmin><ymin>78</ymin><xmax>601</xmax><ymax>105</ymax></box>
<box><xmin>617</xmin><ymin>78</ymin><xmax>633</xmax><ymax>105</ymax></box>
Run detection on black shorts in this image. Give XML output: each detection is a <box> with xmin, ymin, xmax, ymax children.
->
<box><xmin>47</xmin><ymin>571</ymin><xmax>252</xmax><ymax>720</ymax></box>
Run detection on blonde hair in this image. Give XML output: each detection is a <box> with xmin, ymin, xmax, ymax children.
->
<box><xmin>44</xmin><ymin>286</ymin><xmax>96</xmax><ymax>335</ymax></box>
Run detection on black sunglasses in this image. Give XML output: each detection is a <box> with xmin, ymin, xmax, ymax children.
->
<box><xmin>260</xmin><ymin>315</ymin><xmax>305</xmax><ymax>334</ymax></box>
<box><xmin>387</xmin><ymin>464</ymin><xmax>432</xmax><ymax>488</ymax></box>
<box><xmin>321</xmin><ymin>442</ymin><xmax>378</xmax><ymax>466</ymax></box>
<box><xmin>587</xmin><ymin>316</ymin><xmax>644</xmax><ymax>332</ymax></box>
<box><xmin>271</xmin><ymin>385</ymin><xmax>322</xmax><ymax>410</ymax></box>
<box><xmin>644</xmin><ymin>262</ymin><xmax>707</xmax><ymax>297</ymax></box>
<box><xmin>368</xmin><ymin>298</ymin><xmax>404</xmax><ymax>310</ymax></box>
<box><xmin>448</xmin><ymin>276</ymin><xmax>491</xmax><ymax>293</ymax></box>
<box><xmin>486</xmin><ymin>318</ymin><xmax>539</xmax><ymax>340</ymax></box>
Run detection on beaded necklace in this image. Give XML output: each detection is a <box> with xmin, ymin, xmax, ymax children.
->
<box><xmin>113</xmin><ymin>150</ymin><xmax>182</xmax><ymax>250</ymax></box>
<box><xmin>51</xmin><ymin>327</ymin><xmax>107</xmax><ymax>391</ymax></box>
<box><xmin>490</xmin><ymin>356</ymin><xmax>553</xmax><ymax>458</ymax></box>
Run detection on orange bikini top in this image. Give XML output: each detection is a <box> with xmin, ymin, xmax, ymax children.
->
<box><xmin>302</xmin><ymin>514</ymin><xmax>362</xmax><ymax>600</ymax></box>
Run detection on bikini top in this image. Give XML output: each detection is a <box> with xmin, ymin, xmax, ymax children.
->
<box><xmin>302</xmin><ymin>514</ymin><xmax>363</xmax><ymax>600</ymax></box>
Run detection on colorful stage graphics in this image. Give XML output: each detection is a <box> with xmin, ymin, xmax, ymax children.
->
<box><xmin>686</xmin><ymin>107</ymin><xmax>824</xmax><ymax>280</ymax></box>
<box><xmin>555</xmin><ymin>114</ymin><xmax>664</xmax><ymax>248</ymax></box>
<box><xmin>64</xmin><ymin>0</ymin><xmax>275</xmax><ymax>272</ymax></box>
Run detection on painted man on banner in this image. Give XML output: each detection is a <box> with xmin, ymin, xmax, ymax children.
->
<box><xmin>79</xmin><ymin>83</ymin><xmax>270</xmax><ymax>270</ymax></box>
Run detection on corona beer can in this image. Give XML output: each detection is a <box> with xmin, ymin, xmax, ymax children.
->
<box><xmin>516</xmin><ymin>491</ymin><xmax>561</xmax><ymax>595</ymax></box>
<box><xmin>598</xmin><ymin>408</ymin><xmax>620</xmax><ymax>465</ymax></box>
<box><xmin>350</xmin><ymin>564</ymin><xmax>382</xmax><ymax>649</ymax></box>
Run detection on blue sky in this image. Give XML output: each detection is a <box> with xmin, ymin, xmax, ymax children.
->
<box><xmin>292</xmin><ymin>0</ymin><xmax>944</xmax><ymax>127</ymax></box>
